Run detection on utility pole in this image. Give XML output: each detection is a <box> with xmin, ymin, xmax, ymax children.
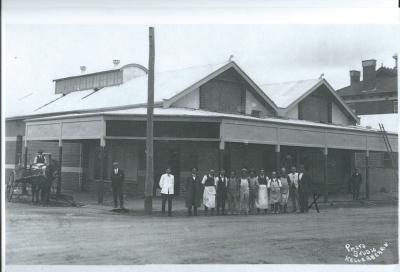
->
<box><xmin>145</xmin><ymin>27</ymin><xmax>155</xmax><ymax>214</ymax></box>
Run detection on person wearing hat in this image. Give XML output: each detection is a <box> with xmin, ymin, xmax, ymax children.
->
<box><xmin>185</xmin><ymin>167</ymin><xmax>202</xmax><ymax>216</ymax></box>
<box><xmin>34</xmin><ymin>149</ymin><xmax>47</xmax><ymax>164</ymax></box>
<box><xmin>110</xmin><ymin>162</ymin><xmax>125</xmax><ymax>209</ymax></box>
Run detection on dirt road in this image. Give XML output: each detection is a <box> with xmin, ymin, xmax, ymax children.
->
<box><xmin>5</xmin><ymin>201</ymin><xmax>398</xmax><ymax>264</ymax></box>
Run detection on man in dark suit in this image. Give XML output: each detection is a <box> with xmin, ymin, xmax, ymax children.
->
<box><xmin>298</xmin><ymin>165</ymin><xmax>312</xmax><ymax>213</ymax></box>
<box><xmin>110</xmin><ymin>162</ymin><xmax>125</xmax><ymax>209</ymax></box>
<box><xmin>350</xmin><ymin>168</ymin><xmax>362</xmax><ymax>200</ymax></box>
<box><xmin>185</xmin><ymin>167</ymin><xmax>202</xmax><ymax>216</ymax></box>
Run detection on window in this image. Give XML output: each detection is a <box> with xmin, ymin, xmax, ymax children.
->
<box><xmin>251</xmin><ymin>110</ymin><xmax>261</xmax><ymax>118</ymax></box>
<box><xmin>393</xmin><ymin>100</ymin><xmax>398</xmax><ymax>113</ymax></box>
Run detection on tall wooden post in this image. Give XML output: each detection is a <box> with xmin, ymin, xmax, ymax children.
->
<box><xmin>365</xmin><ymin>150</ymin><xmax>370</xmax><ymax>200</ymax></box>
<box><xmin>323</xmin><ymin>147</ymin><xmax>328</xmax><ymax>203</ymax></box>
<box><xmin>145</xmin><ymin>26</ymin><xmax>155</xmax><ymax>214</ymax></box>
<box><xmin>57</xmin><ymin>140</ymin><xmax>63</xmax><ymax>196</ymax></box>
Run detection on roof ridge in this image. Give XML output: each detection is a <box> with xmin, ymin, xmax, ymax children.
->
<box><xmin>259</xmin><ymin>78</ymin><xmax>320</xmax><ymax>87</ymax></box>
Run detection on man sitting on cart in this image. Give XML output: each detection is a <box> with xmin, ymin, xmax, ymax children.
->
<box><xmin>34</xmin><ymin>149</ymin><xmax>47</xmax><ymax>165</ymax></box>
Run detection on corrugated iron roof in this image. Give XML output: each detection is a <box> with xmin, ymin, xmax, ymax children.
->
<box><xmin>259</xmin><ymin>78</ymin><xmax>321</xmax><ymax>108</ymax></box>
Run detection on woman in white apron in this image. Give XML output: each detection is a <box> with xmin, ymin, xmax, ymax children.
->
<box><xmin>256</xmin><ymin>169</ymin><xmax>269</xmax><ymax>214</ymax></box>
<box><xmin>201</xmin><ymin>169</ymin><xmax>216</xmax><ymax>215</ymax></box>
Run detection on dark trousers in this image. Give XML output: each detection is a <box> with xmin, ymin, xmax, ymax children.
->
<box><xmin>352</xmin><ymin>184</ymin><xmax>361</xmax><ymax>200</ymax></box>
<box><xmin>161</xmin><ymin>194</ymin><xmax>173</xmax><ymax>215</ymax></box>
<box><xmin>112</xmin><ymin>181</ymin><xmax>124</xmax><ymax>208</ymax></box>
<box><xmin>299</xmin><ymin>191</ymin><xmax>309</xmax><ymax>213</ymax></box>
<box><xmin>249</xmin><ymin>189</ymin><xmax>257</xmax><ymax>213</ymax></box>
<box><xmin>217</xmin><ymin>190</ymin><xmax>227</xmax><ymax>214</ymax></box>
<box><xmin>188</xmin><ymin>206</ymin><xmax>198</xmax><ymax>216</ymax></box>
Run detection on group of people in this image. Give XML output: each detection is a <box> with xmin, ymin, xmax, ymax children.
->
<box><xmin>156</xmin><ymin>165</ymin><xmax>312</xmax><ymax>217</ymax></box>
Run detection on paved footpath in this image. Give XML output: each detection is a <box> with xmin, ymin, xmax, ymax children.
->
<box><xmin>5</xmin><ymin>197</ymin><xmax>398</xmax><ymax>265</ymax></box>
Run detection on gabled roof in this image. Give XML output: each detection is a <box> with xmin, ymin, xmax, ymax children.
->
<box><xmin>6</xmin><ymin>61</ymin><xmax>278</xmax><ymax>119</ymax></box>
<box><xmin>260</xmin><ymin>78</ymin><xmax>359</xmax><ymax>123</ymax></box>
<box><xmin>163</xmin><ymin>61</ymin><xmax>278</xmax><ymax>111</ymax></box>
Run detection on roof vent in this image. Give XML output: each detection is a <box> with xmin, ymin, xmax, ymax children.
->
<box><xmin>113</xmin><ymin>59</ymin><xmax>120</xmax><ymax>67</ymax></box>
<box><xmin>80</xmin><ymin>66</ymin><xmax>86</xmax><ymax>73</ymax></box>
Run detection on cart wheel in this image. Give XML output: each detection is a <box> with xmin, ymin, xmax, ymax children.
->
<box><xmin>7</xmin><ymin>172</ymin><xmax>15</xmax><ymax>202</ymax></box>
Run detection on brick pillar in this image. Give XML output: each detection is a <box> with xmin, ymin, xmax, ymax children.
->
<box><xmin>98</xmin><ymin>144</ymin><xmax>105</xmax><ymax>204</ymax></box>
<box><xmin>57</xmin><ymin>141</ymin><xmax>62</xmax><ymax>196</ymax></box>
<box><xmin>275</xmin><ymin>145</ymin><xmax>281</xmax><ymax>173</ymax></box>
<box><xmin>365</xmin><ymin>150</ymin><xmax>370</xmax><ymax>200</ymax></box>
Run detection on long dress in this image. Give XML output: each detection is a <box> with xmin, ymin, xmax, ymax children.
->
<box><xmin>269</xmin><ymin>178</ymin><xmax>281</xmax><ymax>204</ymax></box>
<box><xmin>202</xmin><ymin>175</ymin><xmax>216</xmax><ymax>208</ymax></box>
<box><xmin>256</xmin><ymin>175</ymin><xmax>269</xmax><ymax>209</ymax></box>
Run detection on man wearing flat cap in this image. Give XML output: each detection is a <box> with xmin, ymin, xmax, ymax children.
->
<box><xmin>110</xmin><ymin>162</ymin><xmax>125</xmax><ymax>209</ymax></box>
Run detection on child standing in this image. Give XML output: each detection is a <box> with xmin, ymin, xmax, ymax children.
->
<box><xmin>227</xmin><ymin>170</ymin><xmax>240</xmax><ymax>215</ymax></box>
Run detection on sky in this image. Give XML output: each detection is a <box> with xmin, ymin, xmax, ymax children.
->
<box><xmin>4</xmin><ymin>24</ymin><xmax>399</xmax><ymax>111</ymax></box>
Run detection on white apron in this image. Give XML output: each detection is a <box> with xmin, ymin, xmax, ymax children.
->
<box><xmin>256</xmin><ymin>184</ymin><xmax>269</xmax><ymax>209</ymax></box>
<box><xmin>203</xmin><ymin>186</ymin><xmax>216</xmax><ymax>208</ymax></box>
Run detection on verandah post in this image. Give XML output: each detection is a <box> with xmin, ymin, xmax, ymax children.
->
<box><xmin>323</xmin><ymin>147</ymin><xmax>328</xmax><ymax>203</ymax></box>
<box><xmin>365</xmin><ymin>150</ymin><xmax>370</xmax><ymax>200</ymax></box>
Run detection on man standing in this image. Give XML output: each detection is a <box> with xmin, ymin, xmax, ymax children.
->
<box><xmin>248</xmin><ymin>169</ymin><xmax>259</xmax><ymax>214</ymax></box>
<box><xmin>185</xmin><ymin>167</ymin><xmax>202</xmax><ymax>216</ymax></box>
<box><xmin>288</xmin><ymin>166</ymin><xmax>300</xmax><ymax>212</ymax></box>
<box><xmin>34</xmin><ymin>149</ymin><xmax>47</xmax><ymax>164</ymax></box>
<box><xmin>298</xmin><ymin>165</ymin><xmax>311</xmax><ymax>213</ymax></box>
<box><xmin>279</xmin><ymin>167</ymin><xmax>290</xmax><ymax>213</ymax></box>
<box><xmin>216</xmin><ymin>169</ymin><xmax>228</xmax><ymax>215</ymax></box>
<box><xmin>159</xmin><ymin>167</ymin><xmax>174</xmax><ymax>216</ymax></box>
<box><xmin>351</xmin><ymin>168</ymin><xmax>362</xmax><ymax>200</ymax></box>
<box><xmin>110</xmin><ymin>162</ymin><xmax>125</xmax><ymax>209</ymax></box>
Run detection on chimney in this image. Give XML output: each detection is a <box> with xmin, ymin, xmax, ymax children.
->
<box><xmin>393</xmin><ymin>54</ymin><xmax>398</xmax><ymax>69</ymax></box>
<box><xmin>113</xmin><ymin>59</ymin><xmax>120</xmax><ymax>67</ymax></box>
<box><xmin>349</xmin><ymin>70</ymin><xmax>360</xmax><ymax>86</ymax></box>
<box><xmin>80</xmin><ymin>66</ymin><xmax>86</xmax><ymax>73</ymax></box>
<box><xmin>362</xmin><ymin>59</ymin><xmax>376</xmax><ymax>90</ymax></box>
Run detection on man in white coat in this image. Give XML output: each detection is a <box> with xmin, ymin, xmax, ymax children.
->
<box><xmin>159</xmin><ymin>167</ymin><xmax>174</xmax><ymax>216</ymax></box>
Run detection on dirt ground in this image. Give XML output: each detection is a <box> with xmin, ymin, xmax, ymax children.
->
<box><xmin>5</xmin><ymin>198</ymin><xmax>398</xmax><ymax>265</ymax></box>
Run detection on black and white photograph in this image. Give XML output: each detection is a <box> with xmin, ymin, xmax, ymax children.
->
<box><xmin>1</xmin><ymin>0</ymin><xmax>399</xmax><ymax>271</ymax></box>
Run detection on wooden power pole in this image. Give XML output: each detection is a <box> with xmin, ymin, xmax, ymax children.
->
<box><xmin>145</xmin><ymin>27</ymin><xmax>155</xmax><ymax>214</ymax></box>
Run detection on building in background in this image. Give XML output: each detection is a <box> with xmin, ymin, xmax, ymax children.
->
<box><xmin>336</xmin><ymin>55</ymin><xmax>398</xmax><ymax>195</ymax></box>
<box><xmin>337</xmin><ymin>55</ymin><xmax>398</xmax><ymax>116</ymax></box>
<box><xmin>5</xmin><ymin>60</ymin><xmax>398</xmax><ymax>201</ymax></box>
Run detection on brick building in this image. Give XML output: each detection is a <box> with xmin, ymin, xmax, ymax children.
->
<box><xmin>5</xmin><ymin>61</ymin><xmax>398</xmax><ymax>201</ymax></box>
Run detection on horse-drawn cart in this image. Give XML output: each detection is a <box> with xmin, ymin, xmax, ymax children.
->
<box><xmin>7</xmin><ymin>153</ymin><xmax>57</xmax><ymax>203</ymax></box>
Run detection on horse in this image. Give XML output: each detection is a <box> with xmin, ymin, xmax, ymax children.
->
<box><xmin>31</xmin><ymin>160</ymin><xmax>58</xmax><ymax>205</ymax></box>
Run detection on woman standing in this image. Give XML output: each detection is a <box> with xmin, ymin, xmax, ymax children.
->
<box><xmin>201</xmin><ymin>169</ymin><xmax>216</xmax><ymax>215</ymax></box>
<box><xmin>268</xmin><ymin>171</ymin><xmax>281</xmax><ymax>214</ymax></box>
<box><xmin>256</xmin><ymin>169</ymin><xmax>269</xmax><ymax>214</ymax></box>
<box><xmin>227</xmin><ymin>170</ymin><xmax>240</xmax><ymax>215</ymax></box>
<box><xmin>239</xmin><ymin>168</ymin><xmax>250</xmax><ymax>215</ymax></box>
